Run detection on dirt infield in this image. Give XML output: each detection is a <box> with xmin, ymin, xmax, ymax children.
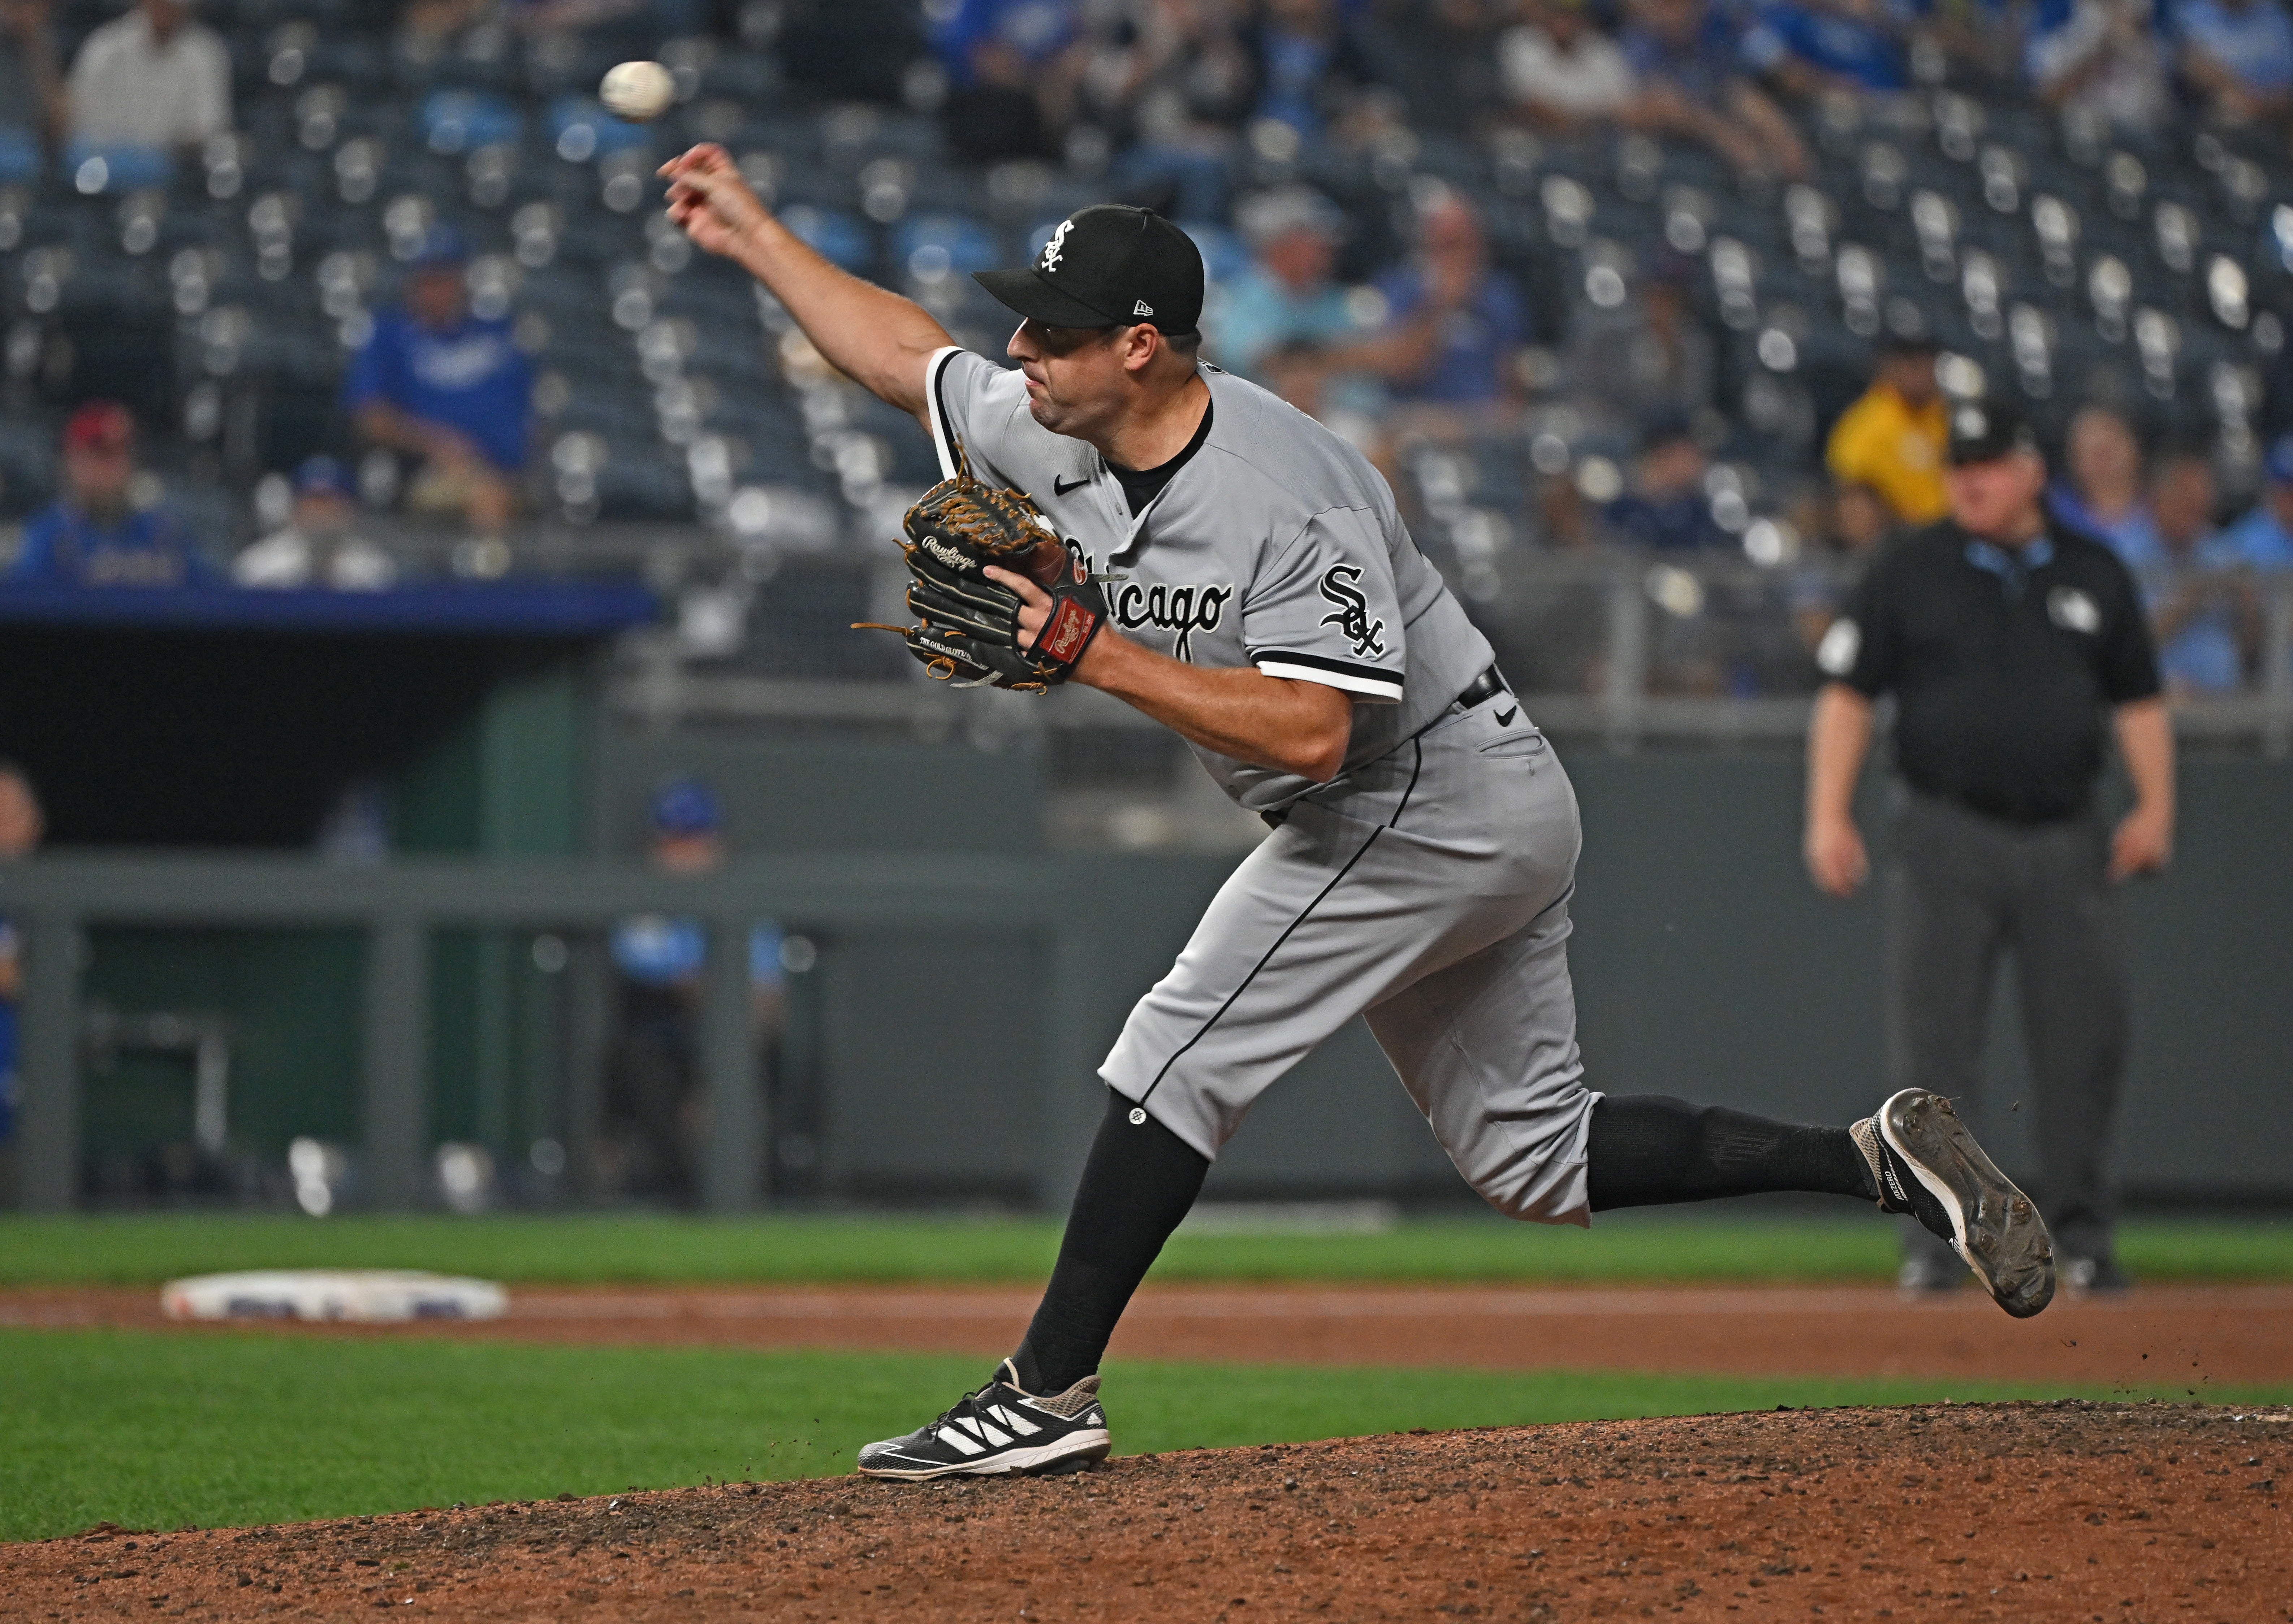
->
<box><xmin>5</xmin><ymin>1283</ymin><xmax>2291</xmax><ymax>1388</ymax></box>
<box><xmin>5</xmin><ymin>1402</ymin><xmax>2286</xmax><ymax>1621</ymax></box>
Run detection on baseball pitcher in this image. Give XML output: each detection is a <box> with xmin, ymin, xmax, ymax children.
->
<box><xmin>660</xmin><ymin>146</ymin><xmax>2056</xmax><ymax>1481</ymax></box>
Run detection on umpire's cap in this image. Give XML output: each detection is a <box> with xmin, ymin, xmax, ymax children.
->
<box><xmin>975</xmin><ymin>205</ymin><xmax>1204</xmax><ymax>338</ymax></box>
<box><xmin>1947</xmin><ymin>397</ymin><xmax>2041</xmax><ymax>466</ymax></box>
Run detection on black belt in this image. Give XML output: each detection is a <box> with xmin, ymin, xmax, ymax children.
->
<box><xmin>1451</xmin><ymin>665</ymin><xmax>1506</xmax><ymax>712</ymax></box>
<box><xmin>1260</xmin><ymin>666</ymin><xmax>1508</xmax><ymax>831</ymax></box>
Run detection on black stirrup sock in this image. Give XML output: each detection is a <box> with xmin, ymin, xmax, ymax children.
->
<box><xmin>1010</xmin><ymin>1088</ymin><xmax>1210</xmax><ymax>1395</ymax></box>
<box><xmin>1586</xmin><ymin>1094</ymin><xmax>1871</xmax><ymax>1212</ymax></box>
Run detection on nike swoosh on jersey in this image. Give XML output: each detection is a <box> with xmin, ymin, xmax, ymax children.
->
<box><xmin>1495</xmin><ymin>707</ymin><xmax>1517</xmax><ymax>727</ymax></box>
<box><xmin>1053</xmin><ymin>476</ymin><xmax>1089</xmax><ymax>495</ymax></box>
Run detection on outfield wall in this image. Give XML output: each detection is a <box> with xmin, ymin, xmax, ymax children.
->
<box><xmin>12</xmin><ymin>749</ymin><xmax>2290</xmax><ymax>1210</ymax></box>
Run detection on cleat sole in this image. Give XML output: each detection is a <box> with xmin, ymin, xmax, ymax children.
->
<box><xmin>1879</xmin><ymin>1090</ymin><xmax>2055</xmax><ymax>1318</ymax></box>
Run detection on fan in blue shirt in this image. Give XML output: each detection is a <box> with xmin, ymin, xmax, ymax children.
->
<box><xmin>2215</xmin><ymin>435</ymin><xmax>2293</xmax><ymax>568</ymax></box>
<box><xmin>9</xmin><ymin>402</ymin><xmax>213</xmax><ymax>588</ymax></box>
<box><xmin>345</xmin><ymin>227</ymin><xmax>529</xmax><ymax>537</ymax></box>
<box><xmin>1741</xmin><ymin>0</ymin><xmax>1912</xmax><ymax>92</ymax></box>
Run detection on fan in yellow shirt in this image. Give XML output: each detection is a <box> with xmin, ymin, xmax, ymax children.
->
<box><xmin>1826</xmin><ymin>335</ymin><xmax>1950</xmax><ymax>524</ymax></box>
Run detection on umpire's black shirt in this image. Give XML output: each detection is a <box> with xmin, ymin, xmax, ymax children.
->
<box><xmin>1819</xmin><ymin>516</ymin><xmax>2161</xmax><ymax>823</ymax></box>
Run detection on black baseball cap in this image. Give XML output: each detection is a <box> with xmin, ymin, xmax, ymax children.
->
<box><xmin>1947</xmin><ymin>397</ymin><xmax>2041</xmax><ymax>466</ymax></box>
<box><xmin>974</xmin><ymin>205</ymin><xmax>1204</xmax><ymax>337</ymax></box>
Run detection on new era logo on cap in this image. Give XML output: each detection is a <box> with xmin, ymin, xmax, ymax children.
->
<box><xmin>978</xmin><ymin>205</ymin><xmax>1204</xmax><ymax>337</ymax></box>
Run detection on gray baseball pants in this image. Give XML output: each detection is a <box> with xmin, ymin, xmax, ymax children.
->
<box><xmin>1100</xmin><ymin>692</ymin><xmax>1601</xmax><ymax>1226</ymax></box>
<box><xmin>1886</xmin><ymin>792</ymin><xmax>2129</xmax><ymax>1267</ymax></box>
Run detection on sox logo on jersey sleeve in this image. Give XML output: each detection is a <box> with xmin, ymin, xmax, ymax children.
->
<box><xmin>1317</xmin><ymin>564</ymin><xmax>1387</xmax><ymax>659</ymax></box>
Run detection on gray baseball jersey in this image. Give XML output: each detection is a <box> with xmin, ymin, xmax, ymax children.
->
<box><xmin>923</xmin><ymin>347</ymin><xmax>1598</xmax><ymax>1222</ymax></box>
<box><xmin>924</xmin><ymin>347</ymin><xmax>1495</xmax><ymax>812</ymax></box>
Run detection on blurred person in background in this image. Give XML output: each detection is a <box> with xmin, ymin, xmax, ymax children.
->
<box><xmin>1603</xmin><ymin>415</ymin><xmax>1733</xmax><ymax>549</ymax></box>
<box><xmin>1375</xmin><ymin>0</ymin><xmax>1510</xmax><ymax>137</ymax></box>
<box><xmin>10</xmin><ymin>403</ymin><xmax>211</xmax><ymax>587</ymax></box>
<box><xmin>64</xmin><ymin>0</ymin><xmax>231</xmax><ymax>159</ymax></box>
<box><xmin>1825</xmin><ymin>333</ymin><xmax>1948</xmax><ymax>525</ymax></box>
<box><xmin>1208</xmin><ymin>185</ymin><xmax>1361</xmax><ymax>391</ymax></box>
<box><xmin>347</xmin><ymin>228</ymin><xmax>530</xmax><ymax>542</ymax></box>
<box><xmin>0</xmin><ymin>763</ymin><xmax>43</xmax><ymax>1202</ymax></box>
<box><xmin>603</xmin><ymin>779</ymin><xmax>785</xmax><ymax>1205</ymax></box>
<box><xmin>2172</xmin><ymin>0</ymin><xmax>2293</xmax><ymax>128</ymax></box>
<box><xmin>1740</xmin><ymin>0</ymin><xmax>1913</xmax><ymax>100</ymax></box>
<box><xmin>928</xmin><ymin>0</ymin><xmax>1089</xmax><ymax>161</ymax></box>
<box><xmin>1807</xmin><ymin>398</ymin><xmax>2170</xmax><ymax>1295</ymax></box>
<box><xmin>2134</xmin><ymin>451</ymin><xmax>2261</xmax><ymax>696</ymax></box>
<box><xmin>1085</xmin><ymin>0</ymin><xmax>1253</xmax><ymax>222</ymax></box>
<box><xmin>1368</xmin><ymin>190</ymin><xmax>1531</xmax><ymax>420</ymax></box>
<box><xmin>2215</xmin><ymin>433</ymin><xmax>2293</xmax><ymax>566</ymax></box>
<box><xmin>1619</xmin><ymin>0</ymin><xmax>1810</xmax><ymax>179</ymax></box>
<box><xmin>2027</xmin><ymin>0</ymin><xmax>2172</xmax><ymax>134</ymax></box>
<box><xmin>2052</xmin><ymin>406</ymin><xmax>2158</xmax><ymax>562</ymax></box>
<box><xmin>1560</xmin><ymin>250</ymin><xmax>1717</xmax><ymax>439</ymax></box>
<box><xmin>1245</xmin><ymin>0</ymin><xmax>1385</xmax><ymax>144</ymax></box>
<box><xmin>1792</xmin><ymin>480</ymin><xmax>1899</xmax><ymax>653</ymax></box>
<box><xmin>0</xmin><ymin>0</ymin><xmax>65</xmax><ymax>161</ymax></box>
<box><xmin>1501</xmin><ymin>0</ymin><xmax>1641</xmax><ymax>130</ymax></box>
<box><xmin>233</xmin><ymin>456</ymin><xmax>397</xmax><ymax>591</ymax></box>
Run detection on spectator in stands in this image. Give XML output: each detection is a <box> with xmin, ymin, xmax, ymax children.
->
<box><xmin>1368</xmin><ymin>190</ymin><xmax>1531</xmax><ymax>416</ymax></box>
<box><xmin>1605</xmin><ymin>415</ymin><xmax>1733</xmax><ymax>549</ymax></box>
<box><xmin>1246</xmin><ymin>0</ymin><xmax>1385</xmax><ymax>144</ymax></box>
<box><xmin>1792</xmin><ymin>480</ymin><xmax>1899</xmax><ymax>652</ymax></box>
<box><xmin>1208</xmin><ymin>186</ymin><xmax>1363</xmax><ymax>393</ymax></box>
<box><xmin>2139</xmin><ymin>451</ymin><xmax>2259</xmax><ymax>695</ymax></box>
<box><xmin>10</xmin><ymin>403</ymin><xmax>211</xmax><ymax>588</ymax></box>
<box><xmin>1377</xmin><ymin>0</ymin><xmax>1510</xmax><ymax>136</ymax></box>
<box><xmin>1088</xmin><ymin>0</ymin><xmax>1253</xmax><ymax>222</ymax></box>
<box><xmin>63</xmin><ymin>0</ymin><xmax>231</xmax><ymax>160</ymax></box>
<box><xmin>604</xmin><ymin>779</ymin><xmax>784</xmax><ymax>1204</ymax></box>
<box><xmin>1560</xmin><ymin>250</ymin><xmax>1717</xmax><ymax>439</ymax></box>
<box><xmin>346</xmin><ymin>229</ymin><xmax>529</xmax><ymax>541</ymax></box>
<box><xmin>1502</xmin><ymin>0</ymin><xmax>1640</xmax><ymax>128</ymax></box>
<box><xmin>0</xmin><ymin>0</ymin><xmax>65</xmax><ymax>163</ymax></box>
<box><xmin>233</xmin><ymin>457</ymin><xmax>398</xmax><ymax>592</ymax></box>
<box><xmin>2028</xmin><ymin>0</ymin><xmax>2172</xmax><ymax>133</ymax></box>
<box><xmin>0</xmin><ymin>762</ymin><xmax>43</xmax><ymax>1186</ymax></box>
<box><xmin>928</xmin><ymin>0</ymin><xmax>1089</xmax><ymax>161</ymax></box>
<box><xmin>2218</xmin><ymin>433</ymin><xmax>2293</xmax><ymax>566</ymax></box>
<box><xmin>2054</xmin><ymin>406</ymin><xmax>2160</xmax><ymax>561</ymax></box>
<box><xmin>2173</xmin><ymin>0</ymin><xmax>2293</xmax><ymax>127</ymax></box>
<box><xmin>1741</xmin><ymin>0</ymin><xmax>1912</xmax><ymax>99</ymax></box>
<box><xmin>1620</xmin><ymin>0</ymin><xmax>1810</xmax><ymax>179</ymax></box>
<box><xmin>1825</xmin><ymin>334</ymin><xmax>1948</xmax><ymax>525</ymax></box>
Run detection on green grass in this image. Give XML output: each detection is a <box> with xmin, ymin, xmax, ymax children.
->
<box><xmin>4</xmin><ymin>1327</ymin><xmax>2286</xmax><ymax>1545</ymax></box>
<box><xmin>1</xmin><ymin>1212</ymin><xmax>2289</xmax><ymax>1287</ymax></box>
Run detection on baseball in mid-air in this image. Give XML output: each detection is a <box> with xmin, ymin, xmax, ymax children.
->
<box><xmin>599</xmin><ymin>60</ymin><xmax>676</xmax><ymax>122</ymax></box>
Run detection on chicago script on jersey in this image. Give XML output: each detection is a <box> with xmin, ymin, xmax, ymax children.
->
<box><xmin>1106</xmin><ymin>579</ymin><xmax>1235</xmax><ymax>662</ymax></box>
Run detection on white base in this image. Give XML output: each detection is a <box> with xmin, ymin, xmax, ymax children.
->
<box><xmin>160</xmin><ymin>1270</ymin><xmax>508</xmax><ymax>1323</ymax></box>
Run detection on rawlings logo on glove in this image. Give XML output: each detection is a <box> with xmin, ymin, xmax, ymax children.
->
<box><xmin>854</xmin><ymin>442</ymin><xmax>1106</xmax><ymax>693</ymax></box>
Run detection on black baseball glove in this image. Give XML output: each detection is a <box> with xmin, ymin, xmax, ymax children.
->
<box><xmin>855</xmin><ymin>458</ymin><xmax>1107</xmax><ymax>693</ymax></box>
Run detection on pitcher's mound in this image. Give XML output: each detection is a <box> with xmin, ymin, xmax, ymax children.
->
<box><xmin>11</xmin><ymin>1402</ymin><xmax>2288</xmax><ymax>1619</ymax></box>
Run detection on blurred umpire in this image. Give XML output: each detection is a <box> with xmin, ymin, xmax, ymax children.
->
<box><xmin>1804</xmin><ymin>398</ymin><xmax>2174</xmax><ymax>1294</ymax></box>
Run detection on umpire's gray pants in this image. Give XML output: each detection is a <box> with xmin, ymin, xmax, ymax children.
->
<box><xmin>1887</xmin><ymin>792</ymin><xmax>2129</xmax><ymax>1265</ymax></box>
<box><xmin>1100</xmin><ymin>695</ymin><xmax>1599</xmax><ymax>1225</ymax></box>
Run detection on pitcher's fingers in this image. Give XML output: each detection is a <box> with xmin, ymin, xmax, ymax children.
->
<box><xmin>657</xmin><ymin>142</ymin><xmax>728</xmax><ymax>179</ymax></box>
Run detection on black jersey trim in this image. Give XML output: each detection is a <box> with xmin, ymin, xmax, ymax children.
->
<box><xmin>925</xmin><ymin>346</ymin><xmax>963</xmax><ymax>481</ymax></box>
<box><xmin>1132</xmin><ymin>737</ymin><xmax>1426</xmax><ymax>1114</ymax></box>
<box><xmin>1248</xmin><ymin>647</ymin><xmax>1405</xmax><ymax>698</ymax></box>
